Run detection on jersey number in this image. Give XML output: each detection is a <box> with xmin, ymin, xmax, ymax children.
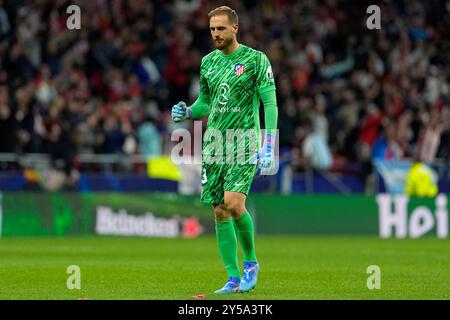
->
<box><xmin>201</xmin><ymin>168</ymin><xmax>208</xmax><ymax>184</ymax></box>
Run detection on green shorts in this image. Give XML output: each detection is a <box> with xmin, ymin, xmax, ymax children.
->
<box><xmin>200</xmin><ymin>162</ymin><xmax>257</xmax><ymax>205</ymax></box>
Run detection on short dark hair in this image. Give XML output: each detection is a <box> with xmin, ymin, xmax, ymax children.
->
<box><xmin>208</xmin><ymin>6</ymin><xmax>238</xmax><ymax>25</ymax></box>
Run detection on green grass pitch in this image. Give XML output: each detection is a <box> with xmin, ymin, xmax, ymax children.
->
<box><xmin>0</xmin><ymin>236</ymin><xmax>449</xmax><ymax>300</ymax></box>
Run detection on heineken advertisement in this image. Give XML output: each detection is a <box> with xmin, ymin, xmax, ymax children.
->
<box><xmin>0</xmin><ymin>193</ymin><xmax>210</xmax><ymax>238</ymax></box>
<box><xmin>0</xmin><ymin>192</ymin><xmax>448</xmax><ymax>238</ymax></box>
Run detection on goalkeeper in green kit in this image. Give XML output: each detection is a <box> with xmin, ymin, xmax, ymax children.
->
<box><xmin>171</xmin><ymin>6</ymin><xmax>278</xmax><ymax>294</ymax></box>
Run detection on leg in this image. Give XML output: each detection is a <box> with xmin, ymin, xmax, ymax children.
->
<box><xmin>223</xmin><ymin>191</ymin><xmax>246</xmax><ymax>219</ymax></box>
<box><xmin>223</xmin><ymin>163</ymin><xmax>259</xmax><ymax>292</ymax></box>
<box><xmin>199</xmin><ymin>163</ymin><xmax>240</xmax><ymax>293</ymax></box>
<box><xmin>214</xmin><ymin>203</ymin><xmax>231</xmax><ymax>221</ymax></box>
<box><xmin>213</xmin><ymin>203</ymin><xmax>240</xmax><ymax>293</ymax></box>
<box><xmin>223</xmin><ymin>192</ymin><xmax>259</xmax><ymax>292</ymax></box>
<box><xmin>224</xmin><ymin>191</ymin><xmax>257</xmax><ymax>263</ymax></box>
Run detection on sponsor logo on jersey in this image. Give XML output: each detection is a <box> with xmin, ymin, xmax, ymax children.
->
<box><xmin>234</xmin><ymin>64</ymin><xmax>245</xmax><ymax>77</ymax></box>
<box><xmin>266</xmin><ymin>66</ymin><xmax>274</xmax><ymax>80</ymax></box>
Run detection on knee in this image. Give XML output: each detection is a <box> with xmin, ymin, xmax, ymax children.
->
<box><xmin>214</xmin><ymin>205</ymin><xmax>231</xmax><ymax>221</ymax></box>
<box><xmin>223</xmin><ymin>200</ymin><xmax>245</xmax><ymax>219</ymax></box>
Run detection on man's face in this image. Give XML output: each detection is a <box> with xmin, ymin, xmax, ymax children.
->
<box><xmin>209</xmin><ymin>15</ymin><xmax>237</xmax><ymax>50</ymax></box>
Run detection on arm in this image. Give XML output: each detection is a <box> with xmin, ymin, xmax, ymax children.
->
<box><xmin>252</xmin><ymin>89</ymin><xmax>278</xmax><ymax>175</ymax></box>
<box><xmin>251</xmin><ymin>52</ymin><xmax>278</xmax><ymax>175</ymax></box>
<box><xmin>188</xmin><ymin>88</ymin><xmax>210</xmax><ymax>120</ymax></box>
<box><xmin>259</xmin><ymin>88</ymin><xmax>278</xmax><ymax>137</ymax></box>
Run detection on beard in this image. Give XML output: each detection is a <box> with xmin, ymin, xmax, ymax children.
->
<box><xmin>213</xmin><ymin>37</ymin><xmax>231</xmax><ymax>50</ymax></box>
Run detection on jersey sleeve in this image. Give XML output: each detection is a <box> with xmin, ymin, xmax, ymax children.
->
<box><xmin>256</xmin><ymin>52</ymin><xmax>276</xmax><ymax>95</ymax></box>
<box><xmin>199</xmin><ymin>58</ymin><xmax>211</xmax><ymax>99</ymax></box>
<box><xmin>190</xmin><ymin>58</ymin><xmax>211</xmax><ymax>119</ymax></box>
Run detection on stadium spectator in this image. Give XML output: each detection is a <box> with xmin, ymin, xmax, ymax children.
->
<box><xmin>417</xmin><ymin>108</ymin><xmax>450</xmax><ymax>165</ymax></box>
<box><xmin>137</xmin><ymin>116</ymin><xmax>162</xmax><ymax>159</ymax></box>
<box><xmin>301</xmin><ymin>120</ymin><xmax>333</xmax><ymax>171</ymax></box>
<box><xmin>100</xmin><ymin>115</ymin><xmax>125</xmax><ymax>154</ymax></box>
<box><xmin>371</xmin><ymin>120</ymin><xmax>404</xmax><ymax>161</ymax></box>
<box><xmin>0</xmin><ymin>0</ymin><xmax>447</xmax><ymax>184</ymax></box>
<box><xmin>0</xmin><ymin>85</ymin><xmax>16</xmax><ymax>152</ymax></box>
<box><xmin>75</xmin><ymin>112</ymin><xmax>101</xmax><ymax>154</ymax></box>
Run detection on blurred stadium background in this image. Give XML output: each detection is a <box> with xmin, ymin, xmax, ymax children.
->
<box><xmin>0</xmin><ymin>0</ymin><xmax>449</xmax><ymax>299</ymax></box>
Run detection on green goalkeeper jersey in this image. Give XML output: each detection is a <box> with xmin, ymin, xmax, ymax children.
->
<box><xmin>199</xmin><ymin>44</ymin><xmax>276</xmax><ymax>163</ymax></box>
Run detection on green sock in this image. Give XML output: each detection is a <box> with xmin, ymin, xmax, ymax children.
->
<box><xmin>215</xmin><ymin>219</ymin><xmax>240</xmax><ymax>279</ymax></box>
<box><xmin>233</xmin><ymin>210</ymin><xmax>257</xmax><ymax>262</ymax></box>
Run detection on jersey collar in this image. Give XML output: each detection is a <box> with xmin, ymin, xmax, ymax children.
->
<box><xmin>219</xmin><ymin>44</ymin><xmax>243</xmax><ymax>58</ymax></box>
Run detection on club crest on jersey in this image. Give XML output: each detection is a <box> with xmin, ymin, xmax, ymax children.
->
<box><xmin>234</xmin><ymin>64</ymin><xmax>245</xmax><ymax>77</ymax></box>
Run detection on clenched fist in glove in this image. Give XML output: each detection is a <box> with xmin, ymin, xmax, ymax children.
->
<box><xmin>171</xmin><ymin>101</ymin><xmax>192</xmax><ymax>122</ymax></box>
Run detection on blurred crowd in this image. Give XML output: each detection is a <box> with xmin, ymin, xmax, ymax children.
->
<box><xmin>0</xmin><ymin>0</ymin><xmax>449</xmax><ymax>177</ymax></box>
